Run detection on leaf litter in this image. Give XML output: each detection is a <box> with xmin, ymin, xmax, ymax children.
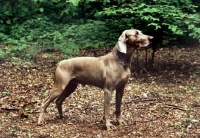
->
<box><xmin>0</xmin><ymin>45</ymin><xmax>200</xmax><ymax>137</ymax></box>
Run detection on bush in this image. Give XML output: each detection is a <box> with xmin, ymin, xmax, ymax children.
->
<box><xmin>0</xmin><ymin>0</ymin><xmax>199</xmax><ymax>61</ymax></box>
<box><xmin>96</xmin><ymin>0</ymin><xmax>200</xmax><ymax>44</ymax></box>
<box><xmin>0</xmin><ymin>18</ymin><xmax>114</xmax><ymax>60</ymax></box>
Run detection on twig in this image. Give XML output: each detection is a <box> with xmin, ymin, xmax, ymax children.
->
<box><xmin>131</xmin><ymin>62</ymin><xmax>149</xmax><ymax>73</ymax></box>
<box><xmin>164</xmin><ymin>104</ymin><xmax>187</xmax><ymax>111</ymax></box>
<box><xmin>191</xmin><ymin>103</ymin><xmax>200</xmax><ymax>108</ymax></box>
<box><xmin>137</xmin><ymin>64</ymin><xmax>149</xmax><ymax>73</ymax></box>
<box><xmin>0</xmin><ymin>107</ymin><xmax>19</xmax><ymax>112</ymax></box>
<box><xmin>125</xmin><ymin>98</ymin><xmax>157</xmax><ymax>104</ymax></box>
<box><xmin>81</xmin><ymin>50</ymin><xmax>88</xmax><ymax>56</ymax></box>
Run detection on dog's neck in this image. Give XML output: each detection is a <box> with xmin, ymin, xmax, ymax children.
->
<box><xmin>112</xmin><ymin>46</ymin><xmax>136</xmax><ymax>67</ymax></box>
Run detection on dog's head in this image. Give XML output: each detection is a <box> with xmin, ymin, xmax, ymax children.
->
<box><xmin>117</xmin><ymin>29</ymin><xmax>153</xmax><ymax>53</ymax></box>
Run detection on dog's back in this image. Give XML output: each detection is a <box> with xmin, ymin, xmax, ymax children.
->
<box><xmin>55</xmin><ymin>54</ymin><xmax>112</xmax><ymax>88</ymax></box>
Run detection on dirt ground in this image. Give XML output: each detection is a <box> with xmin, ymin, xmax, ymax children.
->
<box><xmin>0</xmin><ymin>45</ymin><xmax>200</xmax><ymax>138</ymax></box>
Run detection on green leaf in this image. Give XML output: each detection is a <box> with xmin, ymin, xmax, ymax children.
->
<box><xmin>172</xmin><ymin>26</ymin><xmax>177</xmax><ymax>33</ymax></box>
<box><xmin>68</xmin><ymin>0</ymin><xmax>80</xmax><ymax>6</ymax></box>
<box><xmin>147</xmin><ymin>23</ymin><xmax>161</xmax><ymax>30</ymax></box>
<box><xmin>188</xmin><ymin>25</ymin><xmax>195</xmax><ymax>29</ymax></box>
<box><xmin>2</xmin><ymin>92</ymin><xmax>9</xmax><ymax>97</ymax></box>
<box><xmin>39</xmin><ymin>8</ymin><xmax>44</xmax><ymax>12</ymax></box>
<box><xmin>6</xmin><ymin>20</ymin><xmax>11</xmax><ymax>25</ymax></box>
<box><xmin>176</xmin><ymin>30</ymin><xmax>183</xmax><ymax>35</ymax></box>
<box><xmin>184</xmin><ymin>20</ymin><xmax>190</xmax><ymax>25</ymax></box>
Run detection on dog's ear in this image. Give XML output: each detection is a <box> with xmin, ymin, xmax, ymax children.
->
<box><xmin>135</xmin><ymin>30</ymin><xmax>139</xmax><ymax>36</ymax></box>
<box><xmin>117</xmin><ymin>31</ymin><xmax>127</xmax><ymax>54</ymax></box>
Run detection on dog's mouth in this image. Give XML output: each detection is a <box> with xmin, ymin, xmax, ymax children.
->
<box><xmin>144</xmin><ymin>42</ymin><xmax>151</xmax><ymax>47</ymax></box>
<box><xmin>148</xmin><ymin>35</ymin><xmax>154</xmax><ymax>44</ymax></box>
<box><xmin>140</xmin><ymin>36</ymin><xmax>153</xmax><ymax>47</ymax></box>
<box><xmin>139</xmin><ymin>41</ymin><xmax>151</xmax><ymax>48</ymax></box>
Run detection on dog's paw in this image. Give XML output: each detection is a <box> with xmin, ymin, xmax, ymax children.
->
<box><xmin>38</xmin><ymin>117</ymin><xmax>46</xmax><ymax>125</ymax></box>
<box><xmin>117</xmin><ymin>117</ymin><xmax>127</xmax><ymax>126</ymax></box>
<box><xmin>59</xmin><ymin>114</ymin><xmax>64</xmax><ymax>118</ymax></box>
<box><xmin>38</xmin><ymin>112</ymin><xmax>45</xmax><ymax>125</ymax></box>
<box><xmin>38</xmin><ymin>120</ymin><xmax>45</xmax><ymax>125</ymax></box>
<box><xmin>105</xmin><ymin>122</ymin><xmax>116</xmax><ymax>131</ymax></box>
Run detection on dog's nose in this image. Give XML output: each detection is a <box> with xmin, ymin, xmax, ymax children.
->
<box><xmin>148</xmin><ymin>36</ymin><xmax>153</xmax><ymax>44</ymax></box>
<box><xmin>148</xmin><ymin>36</ymin><xmax>154</xmax><ymax>40</ymax></box>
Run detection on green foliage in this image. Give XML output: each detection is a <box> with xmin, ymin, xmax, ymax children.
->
<box><xmin>0</xmin><ymin>17</ymin><xmax>113</xmax><ymax>59</ymax></box>
<box><xmin>1</xmin><ymin>92</ymin><xmax>9</xmax><ymax>97</ymax></box>
<box><xmin>96</xmin><ymin>0</ymin><xmax>200</xmax><ymax>44</ymax></box>
<box><xmin>0</xmin><ymin>0</ymin><xmax>199</xmax><ymax>60</ymax></box>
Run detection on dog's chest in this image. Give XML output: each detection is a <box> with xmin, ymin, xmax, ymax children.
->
<box><xmin>111</xmin><ymin>67</ymin><xmax>130</xmax><ymax>85</ymax></box>
<box><xmin>121</xmin><ymin>68</ymin><xmax>130</xmax><ymax>80</ymax></box>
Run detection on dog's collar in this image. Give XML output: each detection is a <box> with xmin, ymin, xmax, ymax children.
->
<box><xmin>112</xmin><ymin>52</ymin><xmax>128</xmax><ymax>66</ymax></box>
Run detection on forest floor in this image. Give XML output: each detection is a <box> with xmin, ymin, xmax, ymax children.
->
<box><xmin>0</xmin><ymin>45</ymin><xmax>200</xmax><ymax>138</ymax></box>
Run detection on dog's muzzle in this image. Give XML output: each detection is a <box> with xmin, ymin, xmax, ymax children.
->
<box><xmin>148</xmin><ymin>36</ymin><xmax>154</xmax><ymax>44</ymax></box>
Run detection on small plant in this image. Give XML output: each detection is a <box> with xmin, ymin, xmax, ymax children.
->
<box><xmin>10</xmin><ymin>128</ymin><xmax>17</xmax><ymax>134</ymax></box>
<box><xmin>0</xmin><ymin>49</ymin><xmax>5</xmax><ymax>59</ymax></box>
<box><xmin>43</xmin><ymin>91</ymin><xmax>49</xmax><ymax>97</ymax></box>
<box><xmin>190</xmin><ymin>74</ymin><xmax>197</xmax><ymax>80</ymax></box>
<box><xmin>185</xmin><ymin>115</ymin><xmax>193</xmax><ymax>127</ymax></box>
<box><xmin>173</xmin><ymin>77</ymin><xmax>181</xmax><ymax>83</ymax></box>
<box><xmin>1</xmin><ymin>92</ymin><xmax>9</xmax><ymax>97</ymax></box>
<box><xmin>176</xmin><ymin>122</ymin><xmax>183</xmax><ymax>128</ymax></box>
<box><xmin>28</xmin><ymin>133</ymin><xmax>35</xmax><ymax>138</ymax></box>
<box><xmin>25</xmin><ymin>107</ymin><xmax>33</xmax><ymax>114</ymax></box>
<box><xmin>169</xmin><ymin>121</ymin><xmax>174</xmax><ymax>127</ymax></box>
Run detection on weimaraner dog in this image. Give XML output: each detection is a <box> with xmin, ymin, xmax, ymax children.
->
<box><xmin>38</xmin><ymin>29</ymin><xmax>153</xmax><ymax>130</ymax></box>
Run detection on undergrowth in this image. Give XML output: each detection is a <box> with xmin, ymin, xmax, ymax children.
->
<box><xmin>0</xmin><ymin>0</ymin><xmax>199</xmax><ymax>60</ymax></box>
<box><xmin>0</xmin><ymin>19</ymin><xmax>114</xmax><ymax>60</ymax></box>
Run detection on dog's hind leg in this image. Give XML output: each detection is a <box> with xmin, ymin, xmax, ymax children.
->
<box><xmin>56</xmin><ymin>82</ymin><xmax>78</xmax><ymax>118</ymax></box>
<box><xmin>38</xmin><ymin>83</ymin><xmax>65</xmax><ymax>125</ymax></box>
<box><xmin>38</xmin><ymin>71</ymin><xmax>72</xmax><ymax>125</ymax></box>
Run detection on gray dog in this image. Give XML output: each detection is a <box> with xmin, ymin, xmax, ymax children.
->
<box><xmin>38</xmin><ymin>29</ymin><xmax>153</xmax><ymax>130</ymax></box>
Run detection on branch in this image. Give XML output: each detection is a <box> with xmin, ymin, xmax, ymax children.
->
<box><xmin>0</xmin><ymin>107</ymin><xmax>19</xmax><ymax>112</ymax></box>
<box><xmin>164</xmin><ymin>104</ymin><xmax>187</xmax><ymax>111</ymax></box>
<box><xmin>124</xmin><ymin>98</ymin><xmax>157</xmax><ymax>104</ymax></box>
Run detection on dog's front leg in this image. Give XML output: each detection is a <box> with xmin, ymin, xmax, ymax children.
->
<box><xmin>103</xmin><ymin>89</ymin><xmax>114</xmax><ymax>130</ymax></box>
<box><xmin>115</xmin><ymin>86</ymin><xmax>127</xmax><ymax>126</ymax></box>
